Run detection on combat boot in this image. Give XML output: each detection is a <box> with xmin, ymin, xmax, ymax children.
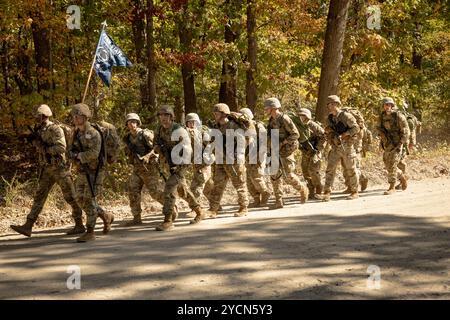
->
<box><xmin>360</xmin><ymin>177</ymin><xmax>369</xmax><ymax>192</ymax></box>
<box><xmin>155</xmin><ymin>216</ymin><xmax>174</xmax><ymax>231</ymax></box>
<box><xmin>190</xmin><ymin>207</ymin><xmax>204</xmax><ymax>224</ymax></box>
<box><xmin>260</xmin><ymin>191</ymin><xmax>271</xmax><ymax>206</ymax></box>
<box><xmin>10</xmin><ymin>219</ymin><xmax>34</xmax><ymax>237</ymax></box>
<box><xmin>234</xmin><ymin>206</ymin><xmax>248</xmax><ymax>217</ymax></box>
<box><xmin>341</xmin><ymin>187</ymin><xmax>351</xmax><ymax>194</ymax></box>
<box><xmin>98</xmin><ymin>211</ymin><xmax>114</xmax><ymax>234</ymax></box>
<box><xmin>299</xmin><ymin>185</ymin><xmax>309</xmax><ymax>204</ymax></box>
<box><xmin>76</xmin><ymin>227</ymin><xmax>95</xmax><ymax>243</ymax></box>
<box><xmin>206</xmin><ymin>209</ymin><xmax>218</xmax><ymax>219</ymax></box>
<box><xmin>269</xmin><ymin>199</ymin><xmax>284</xmax><ymax>210</ymax></box>
<box><xmin>66</xmin><ymin>218</ymin><xmax>86</xmax><ymax>235</ymax></box>
<box><xmin>307</xmin><ymin>185</ymin><xmax>315</xmax><ymax>200</ymax></box>
<box><xmin>346</xmin><ymin>192</ymin><xmax>359</xmax><ymax>200</ymax></box>
<box><xmin>383</xmin><ymin>183</ymin><xmax>396</xmax><ymax>195</ymax></box>
<box><xmin>313</xmin><ymin>185</ymin><xmax>324</xmax><ymax>200</ymax></box>
<box><xmin>249</xmin><ymin>196</ymin><xmax>261</xmax><ymax>208</ymax></box>
<box><xmin>321</xmin><ymin>192</ymin><xmax>331</xmax><ymax>202</ymax></box>
<box><xmin>123</xmin><ymin>215</ymin><xmax>143</xmax><ymax>226</ymax></box>
<box><xmin>399</xmin><ymin>175</ymin><xmax>408</xmax><ymax>191</ymax></box>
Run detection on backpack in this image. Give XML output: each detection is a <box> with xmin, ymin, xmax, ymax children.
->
<box><xmin>92</xmin><ymin>121</ymin><xmax>120</xmax><ymax>165</ymax></box>
<box><xmin>227</xmin><ymin>112</ymin><xmax>251</xmax><ymax>130</ymax></box>
<box><xmin>341</xmin><ymin>107</ymin><xmax>365</xmax><ymax>129</ymax></box>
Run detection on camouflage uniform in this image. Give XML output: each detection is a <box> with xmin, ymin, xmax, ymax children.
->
<box><xmin>245</xmin><ymin>119</ymin><xmax>270</xmax><ymax>206</ymax></box>
<box><xmin>124</xmin><ymin>128</ymin><xmax>165</xmax><ymax>220</ymax></box>
<box><xmin>10</xmin><ymin>105</ymin><xmax>83</xmax><ymax>237</ymax></box>
<box><xmin>342</xmin><ymin>125</ymin><xmax>369</xmax><ymax>193</ymax></box>
<box><xmin>71</xmin><ymin>122</ymin><xmax>106</xmax><ymax>230</ymax></box>
<box><xmin>298</xmin><ymin>119</ymin><xmax>326</xmax><ymax>197</ymax></box>
<box><xmin>268</xmin><ymin>112</ymin><xmax>308</xmax><ymax>205</ymax></box>
<box><xmin>29</xmin><ymin>121</ymin><xmax>82</xmax><ymax>219</ymax></box>
<box><xmin>186</xmin><ymin>126</ymin><xmax>212</xmax><ymax>199</ymax></box>
<box><xmin>377</xmin><ymin>109</ymin><xmax>410</xmax><ymax>190</ymax></box>
<box><xmin>397</xmin><ymin>113</ymin><xmax>418</xmax><ymax>176</ymax></box>
<box><xmin>208</xmin><ymin>118</ymin><xmax>249</xmax><ymax>212</ymax></box>
<box><xmin>155</xmin><ymin>121</ymin><xmax>202</xmax><ymax>229</ymax></box>
<box><xmin>323</xmin><ymin>110</ymin><xmax>360</xmax><ymax>196</ymax></box>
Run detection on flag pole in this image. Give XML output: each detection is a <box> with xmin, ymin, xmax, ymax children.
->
<box><xmin>82</xmin><ymin>21</ymin><xmax>107</xmax><ymax>103</ymax></box>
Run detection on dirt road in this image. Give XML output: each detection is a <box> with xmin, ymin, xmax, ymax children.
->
<box><xmin>1</xmin><ymin>177</ymin><xmax>449</xmax><ymax>299</ymax></box>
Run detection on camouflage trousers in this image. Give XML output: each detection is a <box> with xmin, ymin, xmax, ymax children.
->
<box><xmin>128</xmin><ymin>163</ymin><xmax>165</xmax><ymax>218</ymax></box>
<box><xmin>342</xmin><ymin>152</ymin><xmax>367</xmax><ymax>188</ymax></box>
<box><xmin>203</xmin><ymin>165</ymin><xmax>215</xmax><ymax>203</ymax></box>
<box><xmin>209</xmin><ymin>163</ymin><xmax>249</xmax><ymax>211</ymax></box>
<box><xmin>75</xmin><ymin>169</ymin><xmax>105</xmax><ymax>229</ymax></box>
<box><xmin>246</xmin><ymin>163</ymin><xmax>269</xmax><ymax>200</ymax></box>
<box><xmin>397</xmin><ymin>150</ymin><xmax>408</xmax><ymax>176</ymax></box>
<box><xmin>383</xmin><ymin>146</ymin><xmax>405</xmax><ymax>184</ymax></box>
<box><xmin>27</xmin><ymin>165</ymin><xmax>82</xmax><ymax>223</ymax></box>
<box><xmin>301</xmin><ymin>152</ymin><xmax>322</xmax><ymax>193</ymax></box>
<box><xmin>324</xmin><ymin>143</ymin><xmax>359</xmax><ymax>193</ymax></box>
<box><xmin>162</xmin><ymin>165</ymin><xmax>199</xmax><ymax>218</ymax></box>
<box><xmin>270</xmin><ymin>155</ymin><xmax>307</xmax><ymax>201</ymax></box>
<box><xmin>190</xmin><ymin>164</ymin><xmax>211</xmax><ymax>199</ymax></box>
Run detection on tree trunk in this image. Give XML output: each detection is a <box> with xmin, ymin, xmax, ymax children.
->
<box><xmin>219</xmin><ymin>0</ymin><xmax>241</xmax><ymax>111</ymax></box>
<box><xmin>131</xmin><ymin>0</ymin><xmax>150</xmax><ymax>111</ymax></box>
<box><xmin>14</xmin><ymin>27</ymin><xmax>33</xmax><ymax>96</ymax></box>
<box><xmin>245</xmin><ymin>0</ymin><xmax>257</xmax><ymax>111</ymax></box>
<box><xmin>315</xmin><ymin>0</ymin><xmax>351</xmax><ymax>124</ymax></box>
<box><xmin>146</xmin><ymin>0</ymin><xmax>157</xmax><ymax>112</ymax></box>
<box><xmin>31</xmin><ymin>11</ymin><xmax>51</xmax><ymax>95</ymax></box>
<box><xmin>178</xmin><ymin>4</ymin><xmax>197</xmax><ymax>114</ymax></box>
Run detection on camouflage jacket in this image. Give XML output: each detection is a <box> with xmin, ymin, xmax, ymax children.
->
<box><xmin>71</xmin><ymin>122</ymin><xmax>102</xmax><ymax>171</ymax></box>
<box><xmin>299</xmin><ymin>120</ymin><xmax>326</xmax><ymax>154</ymax></box>
<box><xmin>212</xmin><ymin>118</ymin><xmax>246</xmax><ymax>164</ymax></box>
<box><xmin>268</xmin><ymin>112</ymin><xmax>300</xmax><ymax>157</ymax></box>
<box><xmin>123</xmin><ymin>128</ymin><xmax>155</xmax><ymax>166</ymax></box>
<box><xmin>325</xmin><ymin>110</ymin><xmax>360</xmax><ymax>147</ymax></box>
<box><xmin>34</xmin><ymin>120</ymin><xmax>67</xmax><ymax>166</ymax></box>
<box><xmin>155</xmin><ymin>122</ymin><xmax>192</xmax><ymax>168</ymax></box>
<box><xmin>377</xmin><ymin>110</ymin><xmax>410</xmax><ymax>150</ymax></box>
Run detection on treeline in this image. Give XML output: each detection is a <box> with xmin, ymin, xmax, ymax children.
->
<box><xmin>0</xmin><ymin>0</ymin><xmax>449</xmax><ymax>132</ymax></box>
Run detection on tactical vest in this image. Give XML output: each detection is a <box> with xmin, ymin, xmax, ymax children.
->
<box><xmin>380</xmin><ymin>111</ymin><xmax>402</xmax><ymax>146</ymax></box>
<box><xmin>125</xmin><ymin>129</ymin><xmax>153</xmax><ymax>158</ymax></box>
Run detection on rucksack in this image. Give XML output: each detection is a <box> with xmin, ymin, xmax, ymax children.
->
<box><xmin>341</xmin><ymin>107</ymin><xmax>365</xmax><ymax>129</ymax></box>
<box><xmin>227</xmin><ymin>112</ymin><xmax>251</xmax><ymax>130</ymax></box>
<box><xmin>92</xmin><ymin>121</ymin><xmax>120</xmax><ymax>165</ymax></box>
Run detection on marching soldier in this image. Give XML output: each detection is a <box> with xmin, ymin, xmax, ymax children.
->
<box><xmin>377</xmin><ymin>97</ymin><xmax>410</xmax><ymax>195</ymax></box>
<box><xmin>69</xmin><ymin>103</ymin><xmax>114</xmax><ymax>242</ymax></box>
<box><xmin>321</xmin><ymin>95</ymin><xmax>360</xmax><ymax>201</ymax></box>
<box><xmin>239</xmin><ymin>108</ymin><xmax>271</xmax><ymax>207</ymax></box>
<box><xmin>154</xmin><ymin>105</ymin><xmax>204</xmax><ymax>231</ymax></box>
<box><xmin>185</xmin><ymin>113</ymin><xmax>212</xmax><ymax>203</ymax></box>
<box><xmin>206</xmin><ymin>103</ymin><xmax>249</xmax><ymax>217</ymax></box>
<box><xmin>265</xmin><ymin>98</ymin><xmax>309</xmax><ymax>209</ymax></box>
<box><xmin>123</xmin><ymin>113</ymin><xmax>165</xmax><ymax>226</ymax></box>
<box><xmin>297</xmin><ymin>108</ymin><xmax>326</xmax><ymax>200</ymax></box>
<box><xmin>10</xmin><ymin>104</ymin><xmax>84</xmax><ymax>237</ymax></box>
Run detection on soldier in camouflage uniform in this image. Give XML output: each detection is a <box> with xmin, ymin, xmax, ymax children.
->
<box><xmin>297</xmin><ymin>108</ymin><xmax>325</xmax><ymax>200</ymax></box>
<box><xmin>69</xmin><ymin>103</ymin><xmax>114</xmax><ymax>242</ymax></box>
<box><xmin>321</xmin><ymin>95</ymin><xmax>360</xmax><ymax>201</ymax></box>
<box><xmin>239</xmin><ymin>108</ymin><xmax>271</xmax><ymax>208</ymax></box>
<box><xmin>154</xmin><ymin>106</ymin><xmax>204</xmax><ymax>231</ymax></box>
<box><xmin>185</xmin><ymin>113</ymin><xmax>212</xmax><ymax>202</ymax></box>
<box><xmin>206</xmin><ymin>103</ymin><xmax>249</xmax><ymax>217</ymax></box>
<box><xmin>266</xmin><ymin>98</ymin><xmax>309</xmax><ymax>209</ymax></box>
<box><xmin>377</xmin><ymin>97</ymin><xmax>410</xmax><ymax>195</ymax></box>
<box><xmin>123</xmin><ymin>113</ymin><xmax>165</xmax><ymax>226</ymax></box>
<box><xmin>396</xmin><ymin>101</ymin><xmax>419</xmax><ymax>190</ymax></box>
<box><xmin>341</xmin><ymin>108</ymin><xmax>370</xmax><ymax>193</ymax></box>
<box><xmin>10</xmin><ymin>105</ymin><xmax>84</xmax><ymax>237</ymax></box>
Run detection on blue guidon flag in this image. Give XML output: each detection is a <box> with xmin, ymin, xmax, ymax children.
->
<box><xmin>94</xmin><ymin>30</ymin><xmax>132</xmax><ymax>86</ymax></box>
